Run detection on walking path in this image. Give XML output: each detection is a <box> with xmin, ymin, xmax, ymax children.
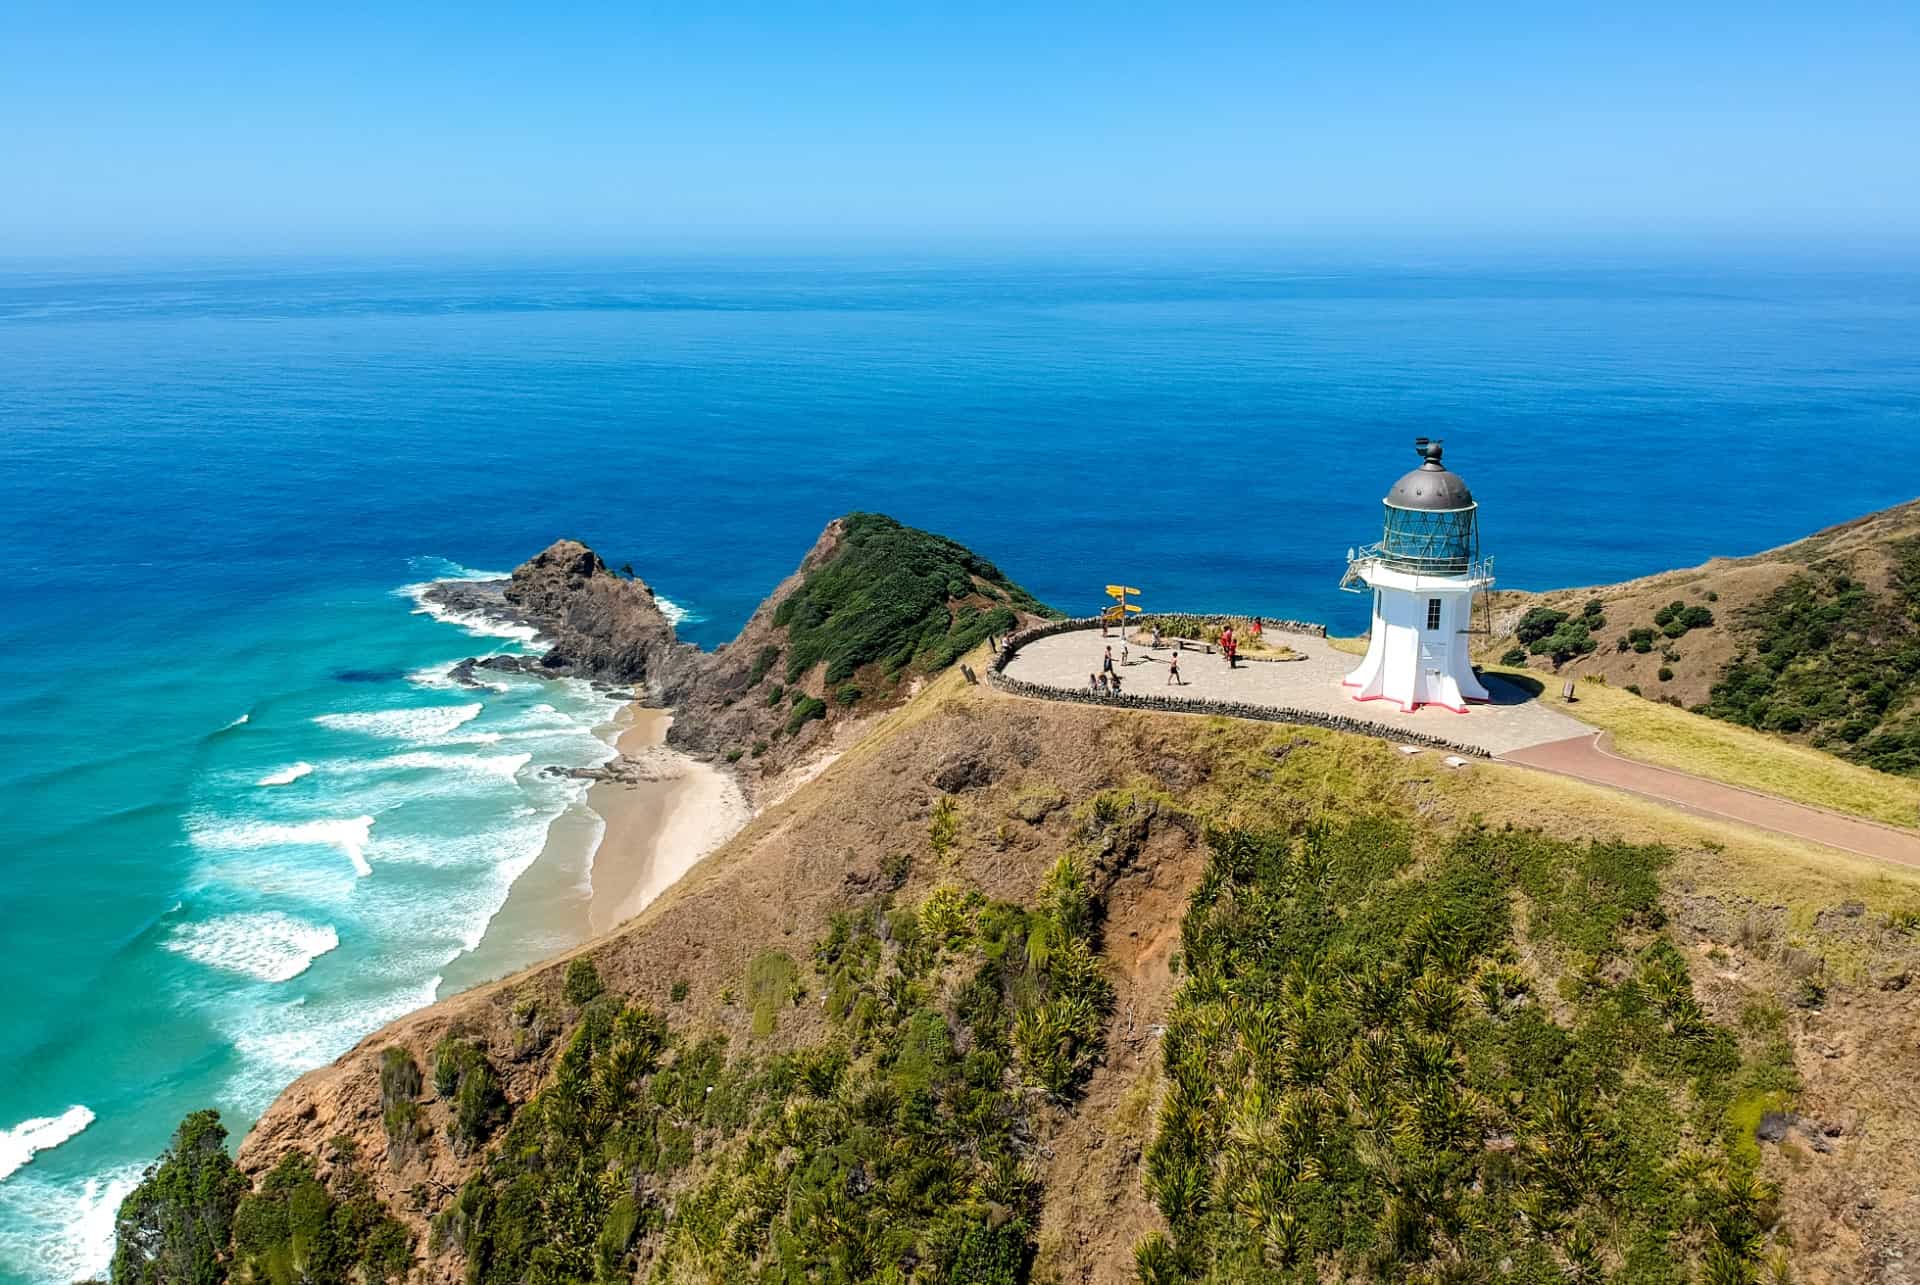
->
<box><xmin>1500</xmin><ymin>731</ymin><xmax>1920</xmax><ymax>869</ymax></box>
<box><xmin>997</xmin><ymin>623</ymin><xmax>1920</xmax><ymax>869</ymax></box>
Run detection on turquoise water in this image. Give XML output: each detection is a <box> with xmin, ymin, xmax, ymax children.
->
<box><xmin>1</xmin><ymin>258</ymin><xmax>1917</xmax><ymax>1280</ymax></box>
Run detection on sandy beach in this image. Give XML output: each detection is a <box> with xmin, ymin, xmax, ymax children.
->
<box><xmin>581</xmin><ymin>708</ymin><xmax>751</xmax><ymax>934</ymax></box>
<box><xmin>438</xmin><ymin>702</ymin><xmax>750</xmax><ymax>996</ymax></box>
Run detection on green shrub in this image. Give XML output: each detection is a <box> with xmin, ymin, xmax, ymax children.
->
<box><xmin>1660</xmin><ymin>666</ymin><xmax>1675</xmax><ymax>682</ymax></box>
<box><xmin>1529</xmin><ymin>618</ymin><xmax>1597</xmax><ymax>664</ymax></box>
<box><xmin>431</xmin><ymin>1036</ymin><xmax>504</xmax><ymax>1155</ymax></box>
<box><xmin>835</xmin><ymin>683</ymin><xmax>863</xmax><ymax>706</ymax></box>
<box><xmin>764</xmin><ymin>682</ymin><xmax>784</xmax><ymax>707</ymax></box>
<box><xmin>929</xmin><ymin>794</ymin><xmax>961</xmax><ymax>858</ymax></box>
<box><xmin>724</xmin><ymin>748</ymin><xmax>743</xmax><ymax>763</ymax></box>
<box><xmin>1500</xmin><ymin>645</ymin><xmax>1529</xmax><ymax>666</ymax></box>
<box><xmin>785</xmin><ymin>695</ymin><xmax>827</xmax><ymax>736</ymax></box>
<box><xmin>746</xmin><ymin>951</ymin><xmax>801</xmax><ymax>1037</ymax></box>
<box><xmin>670</xmin><ymin>979</ymin><xmax>690</xmax><ymax>1002</ymax></box>
<box><xmin>747</xmin><ymin>644</ymin><xmax>780</xmax><ymax>687</ymax></box>
<box><xmin>563</xmin><ymin>957</ymin><xmax>604</xmax><ymax>1006</ymax></box>
<box><xmin>1514</xmin><ymin>607</ymin><xmax>1569</xmax><ymax>645</ymax></box>
<box><xmin>378</xmin><ymin>1047</ymin><xmax>425</xmax><ymax>1165</ymax></box>
<box><xmin>751</xmin><ymin>739</ymin><xmax>769</xmax><ymax>757</ymax></box>
<box><xmin>111</xmin><ymin>1111</ymin><xmax>250</xmax><ymax>1285</ymax></box>
<box><xmin>230</xmin><ymin>1149</ymin><xmax>411</xmax><ymax>1284</ymax></box>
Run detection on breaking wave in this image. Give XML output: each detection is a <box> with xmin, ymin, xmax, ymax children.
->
<box><xmin>190</xmin><ymin>815</ymin><xmax>375</xmax><ymax>877</ymax></box>
<box><xmin>165</xmin><ymin>912</ymin><xmax>340</xmax><ymax>983</ymax></box>
<box><xmin>255</xmin><ymin>762</ymin><xmax>314</xmax><ymax>787</ymax></box>
<box><xmin>0</xmin><ymin>1108</ymin><xmax>95</xmax><ymax>1183</ymax></box>
<box><xmin>313</xmin><ymin>703</ymin><xmax>480</xmax><ymax>740</ymax></box>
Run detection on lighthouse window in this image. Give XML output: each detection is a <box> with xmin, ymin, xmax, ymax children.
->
<box><xmin>1426</xmin><ymin>598</ymin><xmax>1442</xmax><ymax>629</ymax></box>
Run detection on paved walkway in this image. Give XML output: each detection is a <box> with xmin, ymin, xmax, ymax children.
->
<box><xmin>1502</xmin><ymin>732</ymin><xmax>1920</xmax><ymax>869</ymax></box>
<box><xmin>1002</xmin><ymin>629</ymin><xmax>1588</xmax><ymax>756</ymax></box>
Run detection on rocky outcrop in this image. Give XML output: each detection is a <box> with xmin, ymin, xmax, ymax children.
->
<box><xmin>656</xmin><ymin>518</ymin><xmax>850</xmax><ymax>766</ymax></box>
<box><xmin>428</xmin><ymin>518</ymin><xmax>1053</xmax><ymax>796</ymax></box>
<box><xmin>501</xmin><ymin>541</ymin><xmax>693</xmax><ymax>692</ymax></box>
<box><xmin>423</xmin><ymin>541</ymin><xmax>696</xmax><ymax>695</ymax></box>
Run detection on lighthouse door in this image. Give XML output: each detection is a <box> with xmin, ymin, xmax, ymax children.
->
<box><xmin>1421</xmin><ymin>599</ymin><xmax>1447</xmax><ymax>674</ymax></box>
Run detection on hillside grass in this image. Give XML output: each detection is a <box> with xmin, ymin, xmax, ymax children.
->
<box><xmin>1490</xmin><ymin>665</ymin><xmax>1920</xmax><ymax>829</ymax></box>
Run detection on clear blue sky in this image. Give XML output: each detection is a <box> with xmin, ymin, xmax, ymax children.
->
<box><xmin>4</xmin><ymin>0</ymin><xmax>1916</xmax><ymax>258</ymax></box>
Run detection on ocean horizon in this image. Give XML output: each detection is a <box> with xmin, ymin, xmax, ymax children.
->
<box><xmin>2</xmin><ymin>254</ymin><xmax>1917</xmax><ymax>1281</ymax></box>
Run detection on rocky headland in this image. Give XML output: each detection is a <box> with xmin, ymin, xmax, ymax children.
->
<box><xmin>426</xmin><ymin>514</ymin><xmax>1055</xmax><ymax>796</ymax></box>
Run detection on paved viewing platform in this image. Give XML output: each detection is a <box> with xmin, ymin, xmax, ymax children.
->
<box><xmin>998</xmin><ymin>627</ymin><xmax>1589</xmax><ymax>757</ymax></box>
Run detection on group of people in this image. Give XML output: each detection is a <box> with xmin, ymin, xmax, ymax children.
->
<box><xmin>1089</xmin><ymin>616</ymin><xmax>1269</xmax><ymax>696</ymax></box>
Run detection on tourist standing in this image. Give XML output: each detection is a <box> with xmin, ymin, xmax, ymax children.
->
<box><xmin>1103</xmin><ymin>646</ymin><xmax>1115</xmax><ymax>677</ymax></box>
<box><xmin>1167</xmin><ymin>653</ymin><xmax>1182</xmax><ymax>685</ymax></box>
<box><xmin>1111</xmin><ymin>672</ymin><xmax>1124</xmax><ymax>697</ymax></box>
<box><xmin>1151</xmin><ymin>622</ymin><xmax>1162</xmax><ymax>649</ymax></box>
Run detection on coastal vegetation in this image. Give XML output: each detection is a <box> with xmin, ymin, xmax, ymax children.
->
<box><xmin>1702</xmin><ymin>547</ymin><xmax>1920</xmax><ymax>772</ymax></box>
<box><xmin>111</xmin><ymin>1114</ymin><xmax>411</xmax><ymax>1285</ymax></box>
<box><xmin>770</xmin><ymin>512</ymin><xmax>1051</xmax><ymax>690</ymax></box>
<box><xmin>430</xmin><ymin>851</ymin><xmax>1112</xmax><ymax>1283</ymax></box>
<box><xmin>1135</xmin><ymin>820</ymin><xmax>1789</xmax><ymax>1282</ymax></box>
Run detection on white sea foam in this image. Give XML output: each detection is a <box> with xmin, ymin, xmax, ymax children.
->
<box><xmin>166</xmin><ymin>912</ymin><xmax>340</xmax><ymax>982</ymax></box>
<box><xmin>656</xmin><ymin>595</ymin><xmax>698</xmax><ymax>627</ymax></box>
<box><xmin>0</xmin><ymin>1107</ymin><xmax>94</xmax><ymax>1183</ymax></box>
<box><xmin>191</xmin><ymin>815</ymin><xmax>375</xmax><ymax>877</ymax></box>
<box><xmin>255</xmin><ymin>761</ymin><xmax>314</xmax><ymax>787</ymax></box>
<box><xmin>441</xmin><ymin>730</ymin><xmax>504</xmax><ymax>744</ymax></box>
<box><xmin>224</xmin><ymin>712</ymin><xmax>251</xmax><ymax>728</ymax></box>
<box><xmin>313</xmin><ymin>703</ymin><xmax>481</xmax><ymax>740</ymax></box>
<box><xmin>367</xmin><ymin>750</ymin><xmax>531</xmax><ymax>781</ymax></box>
<box><xmin>405</xmin><ymin>663</ymin><xmax>457</xmax><ymax>690</ymax></box>
<box><xmin>222</xmin><ymin>975</ymin><xmax>442</xmax><ymax>1114</ymax></box>
<box><xmin>401</xmin><ymin>580</ymin><xmax>543</xmax><ymax>646</ymax></box>
<box><xmin>0</xmin><ymin>1163</ymin><xmax>143</xmax><ymax>1284</ymax></box>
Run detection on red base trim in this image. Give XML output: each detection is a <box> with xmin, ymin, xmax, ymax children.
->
<box><xmin>1351</xmin><ymin>693</ymin><xmax>1470</xmax><ymax>715</ymax></box>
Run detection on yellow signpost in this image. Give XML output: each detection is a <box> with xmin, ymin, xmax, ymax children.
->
<box><xmin>1103</xmin><ymin>585</ymin><xmax>1143</xmax><ymax>639</ymax></box>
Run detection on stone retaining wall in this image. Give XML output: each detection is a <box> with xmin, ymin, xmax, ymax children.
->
<box><xmin>986</xmin><ymin>618</ymin><xmax>1486</xmax><ymax>758</ymax></box>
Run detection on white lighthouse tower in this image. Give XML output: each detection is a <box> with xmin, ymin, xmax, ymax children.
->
<box><xmin>1340</xmin><ymin>438</ymin><xmax>1493</xmax><ymax>713</ymax></box>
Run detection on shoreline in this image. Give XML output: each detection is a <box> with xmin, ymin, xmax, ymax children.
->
<box><xmin>438</xmin><ymin>700</ymin><xmax>749</xmax><ymax>997</ymax></box>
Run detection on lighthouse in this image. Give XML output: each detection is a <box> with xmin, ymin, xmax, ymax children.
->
<box><xmin>1339</xmin><ymin>438</ymin><xmax>1493</xmax><ymax>712</ymax></box>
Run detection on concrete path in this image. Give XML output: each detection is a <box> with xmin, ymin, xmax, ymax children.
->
<box><xmin>1501</xmin><ymin>732</ymin><xmax>1920</xmax><ymax>869</ymax></box>
<box><xmin>1002</xmin><ymin>629</ymin><xmax>1588</xmax><ymax>756</ymax></box>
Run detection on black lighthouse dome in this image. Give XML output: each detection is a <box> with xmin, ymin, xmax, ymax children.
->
<box><xmin>1385</xmin><ymin>438</ymin><xmax>1474</xmax><ymax>511</ymax></box>
<box><xmin>1376</xmin><ymin>438</ymin><xmax>1480</xmax><ymax>573</ymax></box>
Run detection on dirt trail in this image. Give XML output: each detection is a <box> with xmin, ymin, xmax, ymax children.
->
<box><xmin>1501</xmin><ymin>732</ymin><xmax>1920</xmax><ymax>869</ymax></box>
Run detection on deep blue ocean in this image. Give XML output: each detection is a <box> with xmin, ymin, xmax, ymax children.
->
<box><xmin>1</xmin><ymin>257</ymin><xmax>1916</xmax><ymax>1280</ymax></box>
